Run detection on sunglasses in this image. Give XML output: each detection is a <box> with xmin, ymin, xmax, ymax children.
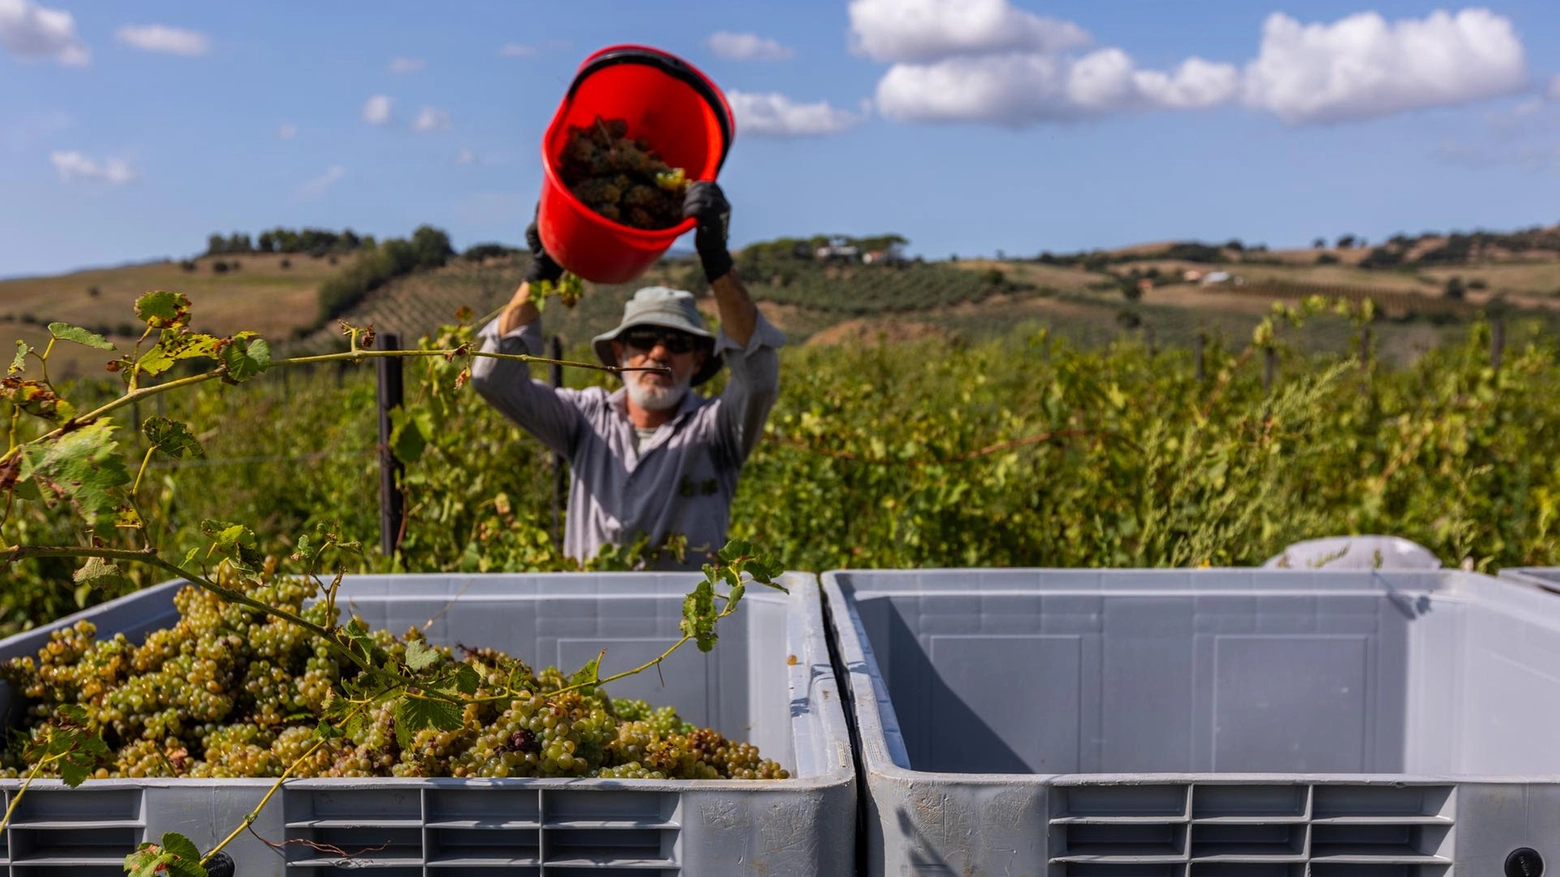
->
<box><xmin>621</xmin><ymin>328</ymin><xmax>700</xmax><ymax>354</ymax></box>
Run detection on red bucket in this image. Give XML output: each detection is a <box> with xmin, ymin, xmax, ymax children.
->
<box><xmin>537</xmin><ymin>45</ymin><xmax>735</xmax><ymax>285</ymax></box>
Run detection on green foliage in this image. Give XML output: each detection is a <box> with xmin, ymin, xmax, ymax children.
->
<box><xmin>315</xmin><ymin>226</ymin><xmax>457</xmax><ymax>327</ymax></box>
<box><xmin>125</xmin><ymin>833</ymin><xmax>204</xmax><ymax>877</ymax></box>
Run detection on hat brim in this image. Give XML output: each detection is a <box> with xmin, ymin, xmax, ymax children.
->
<box><xmin>593</xmin><ymin>319</ymin><xmax>722</xmax><ymax>387</ymax></box>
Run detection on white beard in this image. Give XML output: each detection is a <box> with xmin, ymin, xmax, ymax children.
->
<box><xmin>621</xmin><ymin>354</ymin><xmax>691</xmax><ymax>411</ymax></box>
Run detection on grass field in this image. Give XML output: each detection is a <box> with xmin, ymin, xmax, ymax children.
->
<box><xmin>0</xmin><ymin>253</ymin><xmax>340</xmax><ymax>377</ymax></box>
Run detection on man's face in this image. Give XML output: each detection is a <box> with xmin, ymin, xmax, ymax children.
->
<box><xmin>613</xmin><ymin>327</ymin><xmax>707</xmax><ymax>411</ymax></box>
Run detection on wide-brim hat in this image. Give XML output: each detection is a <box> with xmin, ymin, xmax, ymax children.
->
<box><xmin>592</xmin><ymin>286</ymin><xmax>723</xmax><ymax>386</ymax></box>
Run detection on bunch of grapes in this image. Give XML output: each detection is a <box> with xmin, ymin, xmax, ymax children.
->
<box><xmin>557</xmin><ymin>116</ymin><xmax>687</xmax><ymax>230</ymax></box>
<box><xmin>0</xmin><ymin>564</ymin><xmax>788</xmax><ymax>782</ymax></box>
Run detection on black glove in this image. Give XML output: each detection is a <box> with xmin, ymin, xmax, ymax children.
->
<box><xmin>684</xmin><ymin>181</ymin><xmax>734</xmax><ymax>283</ymax></box>
<box><xmin>523</xmin><ymin>215</ymin><xmax>563</xmax><ymax>285</ymax></box>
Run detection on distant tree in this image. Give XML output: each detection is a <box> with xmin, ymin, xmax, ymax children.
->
<box><xmin>410</xmin><ymin>225</ymin><xmax>455</xmax><ymax>270</ymax></box>
<box><xmin>211</xmin><ymin>260</ymin><xmax>230</xmax><ymax>274</ymax></box>
<box><xmin>1468</xmin><ymin>278</ymin><xmax>1487</xmax><ymax>290</ymax></box>
<box><xmin>1336</xmin><ymin>234</ymin><xmax>1356</xmax><ymax>249</ymax></box>
<box><xmin>206</xmin><ymin>234</ymin><xmax>227</xmax><ymax>256</ymax></box>
<box><xmin>1224</xmin><ymin>239</ymin><xmax>1245</xmax><ymax>252</ymax></box>
<box><xmin>1313</xmin><ymin>237</ymin><xmax>1327</xmax><ymax>249</ymax></box>
<box><xmin>257</xmin><ymin>232</ymin><xmax>275</xmax><ymax>253</ymax></box>
<box><xmin>1316</xmin><ymin>253</ymin><xmax>1340</xmax><ymax>265</ymax></box>
<box><xmin>179</xmin><ymin>260</ymin><xmax>197</xmax><ymax>272</ymax></box>
<box><xmin>1444</xmin><ymin>276</ymin><xmax>1466</xmax><ymax>299</ymax></box>
<box><xmin>86</xmin><ymin>286</ymin><xmax>100</xmax><ymax>298</ymax></box>
<box><xmin>463</xmin><ymin>242</ymin><xmax>520</xmax><ymax>262</ymax></box>
<box><xmin>279</xmin><ymin>258</ymin><xmax>292</xmax><ymax>269</ymax></box>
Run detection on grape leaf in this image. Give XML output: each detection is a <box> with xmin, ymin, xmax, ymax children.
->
<box><xmin>125</xmin><ymin>834</ymin><xmax>203</xmax><ymax>877</ymax></box>
<box><xmin>116</xmin><ymin>505</ymin><xmax>144</xmax><ymax>529</ymax></box>
<box><xmin>451</xmin><ymin>662</ymin><xmax>480</xmax><ymax>695</ymax></box>
<box><xmin>218</xmin><ymin>332</ymin><xmax>270</xmax><ymax>383</ymax></box>
<box><xmin>568</xmin><ymin>649</ymin><xmax>604</xmax><ymax>694</ymax></box>
<box><xmin>135</xmin><ymin>291</ymin><xmax>191</xmax><ymax>330</ymax></box>
<box><xmin>394</xmin><ymin>696</ymin><xmax>462</xmax><ymax>749</ymax></box>
<box><xmin>9</xmin><ymin>340</ymin><xmax>30</xmax><ymax>375</ymax></box>
<box><xmin>158</xmin><ymin>833</ymin><xmax>205</xmax><ymax>877</ymax></box>
<box><xmin>199</xmin><ymin>519</ymin><xmax>262</xmax><ymax>569</ymax></box>
<box><xmin>1</xmin><ymin>376</ymin><xmax>76</xmax><ymax>424</ymax></box>
<box><xmin>47</xmin><ymin>322</ymin><xmax>116</xmax><ymax>350</ymax></box>
<box><xmin>143</xmin><ymin>416</ymin><xmax>205</xmax><ymax>459</ymax></box>
<box><xmin>389</xmin><ymin>408</ymin><xmax>431</xmax><ymax>464</ymax></box>
<box><xmin>73</xmin><ymin>556</ymin><xmax>129</xmax><ymax>590</ymax></box>
<box><xmin>404</xmin><ymin>640</ymin><xmax>441</xmax><ymax>671</ymax></box>
<box><xmin>680</xmin><ymin>576</ymin><xmax>717</xmax><ymax>653</ymax></box>
<box><xmin>136</xmin><ymin>331</ymin><xmax>222</xmax><ymax>377</ymax></box>
<box><xmin>18</xmin><ymin>420</ymin><xmax>131</xmax><ymax>534</ymax></box>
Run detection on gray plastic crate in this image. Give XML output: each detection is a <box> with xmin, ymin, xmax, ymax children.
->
<box><xmin>1499</xmin><ymin>567</ymin><xmax>1560</xmax><ymax>594</ymax></box>
<box><xmin>824</xmin><ymin>568</ymin><xmax>1560</xmax><ymax>877</ymax></box>
<box><xmin>0</xmin><ymin>572</ymin><xmax>854</xmax><ymax>877</ymax></box>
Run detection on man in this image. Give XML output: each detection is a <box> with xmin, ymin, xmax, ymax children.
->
<box><xmin>471</xmin><ymin>182</ymin><xmax>785</xmax><ymax>569</ymax></box>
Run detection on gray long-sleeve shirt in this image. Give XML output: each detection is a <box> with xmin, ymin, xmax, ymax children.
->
<box><xmin>471</xmin><ymin>311</ymin><xmax>785</xmax><ymax>570</ymax></box>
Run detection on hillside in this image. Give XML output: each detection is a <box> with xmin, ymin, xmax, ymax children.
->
<box><xmin>0</xmin><ymin>253</ymin><xmax>340</xmax><ymax>378</ymax></box>
<box><xmin>8</xmin><ymin>225</ymin><xmax>1560</xmax><ymax>377</ymax></box>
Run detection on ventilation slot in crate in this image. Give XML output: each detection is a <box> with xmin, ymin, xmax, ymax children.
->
<box><xmin>283</xmin><ymin>868</ymin><xmax>422</xmax><ymax>877</ymax></box>
<box><xmin>11</xmin><ymin>867</ymin><xmax>131</xmax><ymax>877</ymax></box>
<box><xmin>283</xmin><ymin>787</ymin><xmax>424</xmax><ymax>870</ymax></box>
<box><xmin>1189</xmin><ymin>784</ymin><xmax>1307</xmax><ymax>865</ymax></box>
<box><xmin>425</xmin><ymin>788</ymin><xmax>541</xmax><ymax>868</ymax></box>
<box><xmin>5</xmin><ymin>788</ymin><xmax>144</xmax><ymax>867</ymax></box>
<box><xmin>1309</xmin><ymin>784</ymin><xmax>1453</xmax><ymax>872</ymax></box>
<box><xmin>1309</xmin><ymin>865</ymin><xmax>1451</xmax><ymax>877</ymax></box>
<box><xmin>1191</xmin><ymin>864</ymin><xmax>1305</xmax><ymax>877</ymax></box>
<box><xmin>539</xmin><ymin>789</ymin><xmax>680</xmax><ymax>870</ymax></box>
<box><xmin>1050</xmin><ymin>784</ymin><xmax>1190</xmax><ymax>871</ymax></box>
<box><xmin>1190</xmin><ymin>823</ymin><xmax>1306</xmax><ymax>861</ymax></box>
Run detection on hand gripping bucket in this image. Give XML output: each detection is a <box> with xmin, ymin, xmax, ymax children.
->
<box><xmin>537</xmin><ymin>45</ymin><xmax>735</xmax><ymax>285</ymax></box>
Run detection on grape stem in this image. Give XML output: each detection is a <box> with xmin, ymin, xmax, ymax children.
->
<box><xmin>199</xmin><ymin>706</ymin><xmax>355</xmax><ymax>867</ymax></box>
<box><xmin>0</xmin><ymin>347</ymin><xmax>667</xmax><ymax>469</ymax></box>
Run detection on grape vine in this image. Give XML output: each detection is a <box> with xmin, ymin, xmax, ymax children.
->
<box><xmin>0</xmin><ymin>290</ymin><xmax>789</xmax><ymax>873</ymax></box>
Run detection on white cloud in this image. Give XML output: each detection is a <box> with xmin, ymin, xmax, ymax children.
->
<box><xmin>362</xmin><ymin>94</ymin><xmax>392</xmax><ymax>125</ymax></box>
<box><xmin>414</xmin><ymin>106</ymin><xmax>450</xmax><ymax>133</ymax></box>
<box><xmin>1549</xmin><ymin>75</ymin><xmax>1560</xmax><ymax>102</ymax></box>
<box><xmin>455</xmin><ymin>147</ymin><xmax>476</xmax><ymax>165</ymax></box>
<box><xmin>1243</xmin><ymin>9</ymin><xmax>1527</xmax><ymax>125</ymax></box>
<box><xmin>707</xmin><ymin>31</ymin><xmax>794</xmax><ymax>61</ymax></box>
<box><xmin>389</xmin><ymin>56</ymin><xmax>424</xmax><ymax>73</ymax></box>
<box><xmin>0</xmin><ymin>0</ymin><xmax>88</xmax><ymax>65</ymax></box>
<box><xmin>727</xmin><ymin>90</ymin><xmax>865</xmax><ymax>137</ymax></box>
<box><xmin>278</xmin><ymin>122</ymin><xmax>297</xmax><ymax>140</ymax></box>
<box><xmin>847</xmin><ymin>0</ymin><xmax>1089</xmax><ymax>63</ymax></box>
<box><xmin>498</xmin><ymin>43</ymin><xmax>535</xmax><ymax>58</ymax></box>
<box><xmin>115</xmin><ymin>24</ymin><xmax>209</xmax><ymax>56</ymax></box>
<box><xmin>297</xmin><ymin>165</ymin><xmax>345</xmax><ymax>200</ymax></box>
<box><xmin>50</xmin><ymin>151</ymin><xmax>136</xmax><ymax>184</ymax></box>
<box><xmin>875</xmin><ymin>49</ymin><xmax>1237</xmax><ymax>124</ymax></box>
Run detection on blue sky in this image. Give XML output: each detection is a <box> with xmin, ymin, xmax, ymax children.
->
<box><xmin>2</xmin><ymin>0</ymin><xmax>1558</xmax><ymax>277</ymax></box>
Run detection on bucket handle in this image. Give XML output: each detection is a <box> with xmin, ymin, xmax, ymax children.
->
<box><xmin>566</xmin><ymin>47</ymin><xmax>734</xmax><ymax>173</ymax></box>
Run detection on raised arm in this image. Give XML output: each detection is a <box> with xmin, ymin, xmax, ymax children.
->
<box><xmin>685</xmin><ymin>182</ymin><xmax>785</xmax><ymax>461</ymax></box>
<box><xmin>469</xmin><ymin>224</ymin><xmax>582</xmax><ymax>457</ymax></box>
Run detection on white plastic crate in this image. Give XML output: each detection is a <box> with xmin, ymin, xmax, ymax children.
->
<box><xmin>1499</xmin><ymin>567</ymin><xmax>1560</xmax><ymax>594</ymax></box>
<box><xmin>824</xmin><ymin>568</ymin><xmax>1560</xmax><ymax>877</ymax></box>
<box><xmin>0</xmin><ymin>572</ymin><xmax>855</xmax><ymax>877</ymax></box>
